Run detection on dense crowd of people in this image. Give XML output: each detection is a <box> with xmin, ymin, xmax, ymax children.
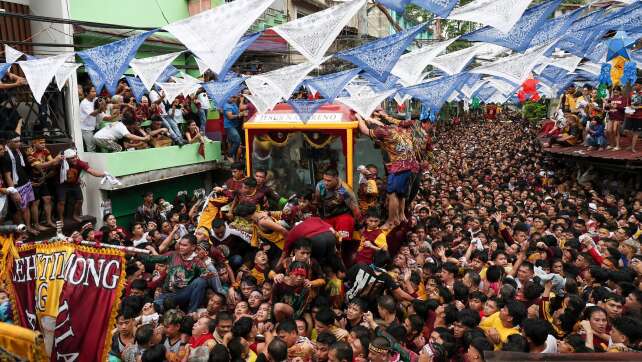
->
<box><xmin>3</xmin><ymin>63</ymin><xmax>642</xmax><ymax>362</ymax></box>
<box><xmin>3</xmin><ymin>108</ymin><xmax>641</xmax><ymax>362</ymax></box>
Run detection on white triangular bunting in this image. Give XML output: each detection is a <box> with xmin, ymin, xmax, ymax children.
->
<box><xmin>487</xmin><ymin>78</ymin><xmax>516</xmax><ymax>95</ymax></box>
<box><xmin>345</xmin><ymin>82</ymin><xmax>376</xmax><ymax>97</ymax></box>
<box><xmin>336</xmin><ymin>89</ymin><xmax>396</xmax><ymax>118</ymax></box>
<box><xmin>533</xmin><ymin>61</ymin><xmax>549</xmax><ymax>74</ymax></box>
<box><xmin>194</xmin><ymin>57</ymin><xmax>210</xmax><ymax>75</ymax></box>
<box><xmin>172</xmin><ymin>73</ymin><xmax>202</xmax><ymax>95</ymax></box>
<box><xmin>55</xmin><ymin>62</ymin><xmax>81</xmax><ymax>91</ymax></box>
<box><xmin>4</xmin><ymin>44</ymin><xmax>24</xmax><ymax>63</ymax></box>
<box><xmin>428</xmin><ymin>43</ymin><xmax>484</xmax><ymax>75</ymax></box>
<box><xmin>470</xmin><ymin>41</ymin><xmax>553</xmax><ymax>84</ymax></box>
<box><xmin>391</xmin><ymin>38</ymin><xmax>457</xmax><ymax>85</ymax></box>
<box><xmin>130</xmin><ymin>51</ymin><xmax>183</xmax><ymax>91</ymax></box>
<box><xmin>273</xmin><ymin>0</ymin><xmax>365</xmax><ymax>64</ymax></box>
<box><xmin>245</xmin><ymin>94</ymin><xmax>270</xmax><ymax>115</ymax></box>
<box><xmin>447</xmin><ymin>0</ymin><xmax>534</xmax><ymax>33</ymax></box>
<box><xmin>550</xmin><ymin>55</ymin><xmax>582</xmax><ymax>73</ymax></box>
<box><xmin>245</xmin><ymin>76</ymin><xmax>283</xmax><ymax>113</ymax></box>
<box><xmin>260</xmin><ymin>61</ymin><xmax>322</xmax><ymax>99</ymax></box>
<box><xmin>163</xmin><ymin>0</ymin><xmax>273</xmax><ymax>74</ymax></box>
<box><xmin>18</xmin><ymin>54</ymin><xmax>70</xmax><ymax>103</ymax></box>
<box><xmin>157</xmin><ymin>82</ymin><xmax>190</xmax><ymax>103</ymax></box>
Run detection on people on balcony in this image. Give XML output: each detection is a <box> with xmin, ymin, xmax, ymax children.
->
<box><xmin>93</xmin><ymin>113</ymin><xmax>151</xmax><ymax>152</ymax></box>
<box><xmin>78</xmin><ymin>79</ymin><xmax>229</xmax><ymax>152</ymax></box>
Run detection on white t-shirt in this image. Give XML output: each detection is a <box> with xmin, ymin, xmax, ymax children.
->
<box><xmin>79</xmin><ymin>98</ymin><xmax>97</xmax><ymax>131</ymax></box>
<box><xmin>149</xmin><ymin>90</ymin><xmax>167</xmax><ymax>115</ymax></box>
<box><xmin>197</xmin><ymin>92</ymin><xmax>210</xmax><ymax>110</ymax></box>
<box><xmin>94</xmin><ymin>121</ymin><xmax>130</xmax><ymax>141</ymax></box>
<box><xmin>541</xmin><ymin>334</ymin><xmax>558</xmax><ymax>353</ymax></box>
<box><xmin>171</xmin><ymin>107</ymin><xmax>185</xmax><ymax>124</ymax></box>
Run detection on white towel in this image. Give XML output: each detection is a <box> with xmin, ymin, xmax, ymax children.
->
<box><xmin>100</xmin><ymin>173</ymin><xmax>122</xmax><ymax>186</ymax></box>
<box><xmin>60</xmin><ymin>149</ymin><xmax>77</xmax><ymax>184</ymax></box>
<box><xmin>5</xmin><ymin>146</ymin><xmax>25</xmax><ymax>185</ymax></box>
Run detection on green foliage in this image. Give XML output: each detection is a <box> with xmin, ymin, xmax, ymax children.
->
<box><xmin>522</xmin><ymin>101</ymin><xmax>547</xmax><ymax>121</ymax></box>
<box><xmin>443</xmin><ymin>19</ymin><xmax>477</xmax><ymax>39</ymax></box>
<box><xmin>403</xmin><ymin>4</ymin><xmax>433</xmax><ymax>25</ymax></box>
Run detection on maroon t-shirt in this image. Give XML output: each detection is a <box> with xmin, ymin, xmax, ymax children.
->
<box><xmin>63</xmin><ymin>159</ymin><xmax>90</xmax><ymax>185</ymax></box>
<box><xmin>284</xmin><ymin>217</ymin><xmax>333</xmax><ymax>254</ymax></box>
<box><xmin>606</xmin><ymin>95</ymin><xmax>625</xmax><ymax>121</ymax></box>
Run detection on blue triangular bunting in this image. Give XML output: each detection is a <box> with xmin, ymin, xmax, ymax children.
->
<box><xmin>555</xmin><ymin>9</ymin><xmax>606</xmax><ymax>55</ymax></box>
<box><xmin>85</xmin><ymin>63</ymin><xmax>105</xmax><ymax>94</ymax></box>
<box><xmin>125</xmin><ymin>76</ymin><xmax>148</xmax><ymax>103</ymax></box>
<box><xmin>377</xmin><ymin>0</ymin><xmax>410</xmax><ymax>13</ymax></box>
<box><xmin>462</xmin><ymin>0</ymin><xmax>561</xmax><ymax>52</ymax></box>
<box><xmin>202</xmin><ymin>76</ymin><xmax>247</xmax><ymax>107</ymax></box>
<box><xmin>337</xmin><ymin>23</ymin><xmax>426</xmax><ymax>82</ymax></box>
<box><xmin>537</xmin><ymin>66</ymin><xmax>568</xmax><ymax>86</ymax></box>
<box><xmin>584</xmin><ymin>40</ymin><xmax>608</xmax><ymax>63</ymax></box>
<box><xmin>304</xmin><ymin>68</ymin><xmax>361</xmax><ymax>102</ymax></box>
<box><xmin>411</xmin><ymin>0</ymin><xmax>458</xmax><ymax>18</ymax></box>
<box><xmin>573</xmin><ymin>69</ymin><xmax>598</xmax><ymax>83</ymax></box>
<box><xmin>475</xmin><ymin>85</ymin><xmax>497</xmax><ymax>102</ymax></box>
<box><xmin>0</xmin><ymin>63</ymin><xmax>11</xmax><ymax>79</ymax></box>
<box><xmin>463</xmin><ymin>74</ymin><xmax>481</xmax><ymax>87</ymax></box>
<box><xmin>587</xmin><ymin>2</ymin><xmax>642</xmax><ymax>33</ymax></box>
<box><xmin>401</xmin><ymin>73</ymin><xmax>469</xmax><ymax>110</ymax></box>
<box><xmin>223</xmin><ymin>72</ymin><xmax>242</xmax><ymax>81</ymax></box>
<box><xmin>529</xmin><ymin>7</ymin><xmax>583</xmax><ymax>48</ymax></box>
<box><xmin>218</xmin><ymin>32</ymin><xmax>261</xmax><ymax>80</ymax></box>
<box><xmin>157</xmin><ymin>65</ymin><xmax>179</xmax><ymax>84</ymax></box>
<box><xmin>287</xmin><ymin>99</ymin><xmax>328</xmax><ymax>123</ymax></box>
<box><xmin>78</xmin><ymin>30</ymin><xmax>156</xmax><ymax>95</ymax></box>
<box><xmin>360</xmin><ymin>72</ymin><xmax>402</xmax><ymax>92</ymax></box>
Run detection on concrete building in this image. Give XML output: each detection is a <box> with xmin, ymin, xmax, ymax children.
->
<box><xmin>2</xmin><ymin>0</ymin><xmax>223</xmax><ymax>229</ymax></box>
<box><xmin>0</xmin><ymin>0</ymin><xmax>399</xmax><ymax>228</ymax></box>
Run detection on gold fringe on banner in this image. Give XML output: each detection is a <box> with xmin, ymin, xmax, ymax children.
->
<box><xmin>258</xmin><ymin>132</ymin><xmax>292</xmax><ymax>146</ymax></box>
<box><xmin>303</xmin><ymin>132</ymin><xmax>335</xmax><ymax>149</ymax></box>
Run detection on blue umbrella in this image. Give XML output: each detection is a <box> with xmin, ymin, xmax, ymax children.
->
<box><xmin>607</xmin><ymin>30</ymin><xmax>636</xmax><ymax>61</ymax></box>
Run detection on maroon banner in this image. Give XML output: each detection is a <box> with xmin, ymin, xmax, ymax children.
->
<box><xmin>51</xmin><ymin>246</ymin><xmax>125</xmax><ymax>362</ymax></box>
<box><xmin>8</xmin><ymin>245</ymin><xmax>38</xmax><ymax>330</ymax></box>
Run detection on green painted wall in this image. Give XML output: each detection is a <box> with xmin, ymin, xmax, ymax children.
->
<box><xmin>103</xmin><ymin>142</ymin><xmax>221</xmax><ymax>177</ymax></box>
<box><xmin>70</xmin><ymin>0</ymin><xmax>190</xmax><ymax>28</ymax></box>
<box><xmin>109</xmin><ymin>174</ymin><xmax>205</xmax><ymax>228</ymax></box>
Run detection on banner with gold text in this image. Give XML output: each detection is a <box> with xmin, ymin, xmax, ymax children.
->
<box><xmin>3</xmin><ymin>241</ymin><xmax>125</xmax><ymax>362</ymax></box>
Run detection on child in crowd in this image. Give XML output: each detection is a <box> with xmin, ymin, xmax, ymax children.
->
<box><xmin>586</xmin><ymin>117</ymin><xmax>606</xmax><ymax>150</ymax></box>
<box><xmin>354</xmin><ymin>208</ymin><xmax>388</xmax><ymax>265</ymax></box>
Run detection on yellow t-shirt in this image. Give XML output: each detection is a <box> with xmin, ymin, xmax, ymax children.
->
<box><xmin>357</xmin><ymin>229</ymin><xmax>388</xmax><ymax>252</ymax></box>
<box><xmin>479</xmin><ymin>311</ymin><xmax>520</xmax><ymax>350</ymax></box>
<box><xmin>479</xmin><ymin>266</ymin><xmax>488</xmax><ymax>280</ymax></box>
<box><xmin>565</xmin><ymin>94</ymin><xmax>578</xmax><ymax>113</ymax></box>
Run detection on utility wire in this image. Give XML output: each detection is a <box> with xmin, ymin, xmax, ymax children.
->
<box><xmin>0</xmin><ymin>11</ymin><xmax>166</xmax><ymax>31</ymax></box>
<box><xmin>154</xmin><ymin>0</ymin><xmax>170</xmax><ymax>24</ymax></box>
